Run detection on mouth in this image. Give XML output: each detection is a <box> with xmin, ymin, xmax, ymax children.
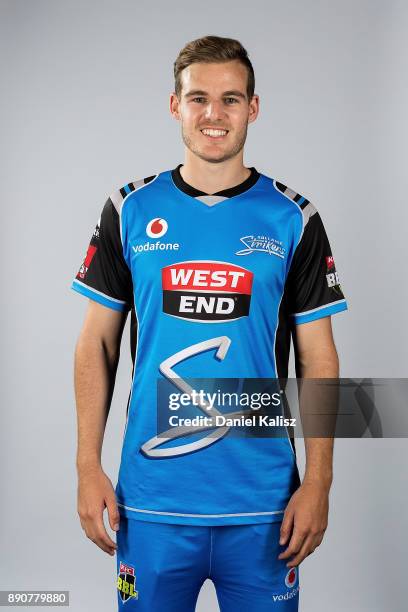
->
<box><xmin>200</xmin><ymin>128</ymin><xmax>229</xmax><ymax>140</ymax></box>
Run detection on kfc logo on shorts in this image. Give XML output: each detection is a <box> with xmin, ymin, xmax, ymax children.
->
<box><xmin>162</xmin><ymin>260</ymin><xmax>253</xmax><ymax>322</ymax></box>
<box><xmin>146</xmin><ymin>218</ymin><xmax>168</xmax><ymax>238</ymax></box>
<box><xmin>117</xmin><ymin>560</ymin><xmax>138</xmax><ymax>603</ymax></box>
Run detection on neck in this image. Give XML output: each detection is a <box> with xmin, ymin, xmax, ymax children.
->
<box><xmin>180</xmin><ymin>150</ymin><xmax>250</xmax><ymax>195</ymax></box>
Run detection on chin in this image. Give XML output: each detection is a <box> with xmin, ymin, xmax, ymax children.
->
<box><xmin>196</xmin><ymin>145</ymin><xmax>235</xmax><ymax>162</ymax></box>
<box><xmin>197</xmin><ymin>152</ymin><xmax>232</xmax><ymax>164</ymax></box>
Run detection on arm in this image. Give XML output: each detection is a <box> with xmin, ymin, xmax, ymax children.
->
<box><xmin>295</xmin><ymin>315</ymin><xmax>338</xmax><ymax>489</ymax></box>
<box><xmin>74</xmin><ymin>299</ymin><xmax>128</xmax><ymax>556</ymax></box>
<box><xmin>279</xmin><ymin>316</ymin><xmax>339</xmax><ymax>567</ymax></box>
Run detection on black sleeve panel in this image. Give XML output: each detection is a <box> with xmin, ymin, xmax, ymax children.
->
<box><xmin>74</xmin><ymin>198</ymin><xmax>133</xmax><ymax>309</ymax></box>
<box><xmin>286</xmin><ymin>212</ymin><xmax>346</xmax><ymax>315</ymax></box>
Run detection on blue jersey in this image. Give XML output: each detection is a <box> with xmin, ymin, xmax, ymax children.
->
<box><xmin>71</xmin><ymin>166</ymin><xmax>347</xmax><ymax>525</ymax></box>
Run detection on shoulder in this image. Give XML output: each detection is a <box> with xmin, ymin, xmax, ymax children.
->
<box><xmin>262</xmin><ymin>173</ymin><xmax>319</xmax><ymax>230</ymax></box>
<box><xmin>107</xmin><ymin>173</ymin><xmax>160</xmax><ymax>214</ymax></box>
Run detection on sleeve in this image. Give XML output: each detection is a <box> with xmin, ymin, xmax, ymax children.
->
<box><xmin>286</xmin><ymin>208</ymin><xmax>348</xmax><ymax>325</ymax></box>
<box><xmin>70</xmin><ymin>197</ymin><xmax>133</xmax><ymax>312</ymax></box>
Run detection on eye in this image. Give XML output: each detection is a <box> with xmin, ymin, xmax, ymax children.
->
<box><xmin>192</xmin><ymin>97</ymin><xmax>206</xmax><ymax>103</ymax></box>
<box><xmin>224</xmin><ymin>97</ymin><xmax>239</xmax><ymax>104</ymax></box>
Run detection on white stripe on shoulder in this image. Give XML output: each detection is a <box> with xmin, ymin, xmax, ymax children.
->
<box><xmin>110</xmin><ymin>174</ymin><xmax>159</xmax><ymax>215</ymax></box>
<box><xmin>272</xmin><ymin>179</ymin><xmax>317</xmax><ymax>241</ymax></box>
<box><xmin>302</xmin><ymin>201</ymin><xmax>317</xmax><ymax>227</ymax></box>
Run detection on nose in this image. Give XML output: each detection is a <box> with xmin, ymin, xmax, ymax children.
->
<box><xmin>204</xmin><ymin>100</ymin><xmax>226</xmax><ymax>122</ymax></box>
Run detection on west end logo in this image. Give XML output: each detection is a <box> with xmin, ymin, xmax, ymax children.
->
<box><xmin>236</xmin><ymin>235</ymin><xmax>285</xmax><ymax>258</ymax></box>
<box><xmin>162</xmin><ymin>260</ymin><xmax>253</xmax><ymax>322</ymax></box>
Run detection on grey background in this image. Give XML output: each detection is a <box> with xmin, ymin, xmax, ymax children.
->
<box><xmin>1</xmin><ymin>0</ymin><xmax>407</xmax><ymax>610</ymax></box>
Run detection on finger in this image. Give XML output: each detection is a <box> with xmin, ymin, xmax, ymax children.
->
<box><xmin>90</xmin><ymin>514</ymin><xmax>118</xmax><ymax>550</ymax></box>
<box><xmin>106</xmin><ymin>496</ymin><xmax>121</xmax><ymax>532</ymax></box>
<box><xmin>87</xmin><ymin>531</ymin><xmax>117</xmax><ymax>555</ymax></box>
<box><xmin>279</xmin><ymin>509</ymin><xmax>294</xmax><ymax>546</ymax></box>
<box><xmin>286</xmin><ymin>535</ymin><xmax>315</xmax><ymax>567</ymax></box>
<box><xmin>314</xmin><ymin>532</ymin><xmax>325</xmax><ymax>548</ymax></box>
<box><xmin>93</xmin><ymin>537</ymin><xmax>117</xmax><ymax>556</ymax></box>
<box><xmin>278</xmin><ymin>528</ymin><xmax>307</xmax><ymax>560</ymax></box>
<box><xmin>89</xmin><ymin>526</ymin><xmax>118</xmax><ymax>555</ymax></box>
<box><xmin>305</xmin><ymin>530</ymin><xmax>324</xmax><ymax>555</ymax></box>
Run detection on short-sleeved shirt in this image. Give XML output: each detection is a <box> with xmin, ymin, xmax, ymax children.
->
<box><xmin>71</xmin><ymin>165</ymin><xmax>347</xmax><ymax>526</ymax></box>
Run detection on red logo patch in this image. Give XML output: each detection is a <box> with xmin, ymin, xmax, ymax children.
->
<box><xmin>285</xmin><ymin>567</ymin><xmax>297</xmax><ymax>588</ymax></box>
<box><xmin>77</xmin><ymin>245</ymin><xmax>97</xmax><ymax>280</ymax></box>
<box><xmin>162</xmin><ymin>260</ymin><xmax>253</xmax><ymax>322</ymax></box>
<box><xmin>146</xmin><ymin>218</ymin><xmax>168</xmax><ymax>238</ymax></box>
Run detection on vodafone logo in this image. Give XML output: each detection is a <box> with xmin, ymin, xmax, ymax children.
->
<box><xmin>162</xmin><ymin>260</ymin><xmax>253</xmax><ymax>322</ymax></box>
<box><xmin>285</xmin><ymin>567</ymin><xmax>297</xmax><ymax>589</ymax></box>
<box><xmin>146</xmin><ymin>218</ymin><xmax>168</xmax><ymax>238</ymax></box>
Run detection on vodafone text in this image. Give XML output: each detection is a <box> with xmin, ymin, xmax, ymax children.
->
<box><xmin>132</xmin><ymin>241</ymin><xmax>179</xmax><ymax>253</ymax></box>
<box><xmin>272</xmin><ymin>585</ymin><xmax>299</xmax><ymax>602</ymax></box>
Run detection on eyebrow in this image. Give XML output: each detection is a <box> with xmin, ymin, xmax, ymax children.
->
<box><xmin>184</xmin><ymin>89</ymin><xmax>247</xmax><ymax>100</ymax></box>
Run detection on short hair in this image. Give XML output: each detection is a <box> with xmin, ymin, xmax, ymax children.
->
<box><xmin>174</xmin><ymin>35</ymin><xmax>255</xmax><ymax>101</ymax></box>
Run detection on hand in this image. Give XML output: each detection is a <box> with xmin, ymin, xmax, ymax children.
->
<box><xmin>77</xmin><ymin>466</ymin><xmax>120</xmax><ymax>556</ymax></box>
<box><xmin>278</xmin><ymin>480</ymin><xmax>329</xmax><ymax>568</ymax></box>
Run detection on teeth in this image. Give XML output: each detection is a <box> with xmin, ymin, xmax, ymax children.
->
<box><xmin>201</xmin><ymin>128</ymin><xmax>227</xmax><ymax>137</ymax></box>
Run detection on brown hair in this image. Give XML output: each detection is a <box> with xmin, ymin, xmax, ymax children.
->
<box><xmin>174</xmin><ymin>35</ymin><xmax>255</xmax><ymax>101</ymax></box>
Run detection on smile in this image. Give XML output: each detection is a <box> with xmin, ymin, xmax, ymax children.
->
<box><xmin>200</xmin><ymin>128</ymin><xmax>229</xmax><ymax>138</ymax></box>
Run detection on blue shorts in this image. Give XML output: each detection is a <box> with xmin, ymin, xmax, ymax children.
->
<box><xmin>116</xmin><ymin>518</ymin><xmax>299</xmax><ymax>611</ymax></box>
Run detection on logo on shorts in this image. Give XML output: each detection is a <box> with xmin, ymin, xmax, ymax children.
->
<box><xmin>146</xmin><ymin>218</ymin><xmax>168</xmax><ymax>238</ymax></box>
<box><xmin>117</xmin><ymin>561</ymin><xmax>138</xmax><ymax>603</ymax></box>
<box><xmin>272</xmin><ymin>566</ymin><xmax>299</xmax><ymax>602</ymax></box>
<box><xmin>285</xmin><ymin>567</ymin><xmax>297</xmax><ymax>589</ymax></box>
<box><xmin>162</xmin><ymin>260</ymin><xmax>254</xmax><ymax>322</ymax></box>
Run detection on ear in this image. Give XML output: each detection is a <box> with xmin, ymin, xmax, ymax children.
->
<box><xmin>248</xmin><ymin>94</ymin><xmax>260</xmax><ymax>124</ymax></box>
<box><xmin>170</xmin><ymin>92</ymin><xmax>181</xmax><ymax>120</ymax></box>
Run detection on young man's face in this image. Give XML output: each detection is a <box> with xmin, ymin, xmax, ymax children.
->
<box><xmin>170</xmin><ymin>60</ymin><xmax>259</xmax><ymax>164</ymax></box>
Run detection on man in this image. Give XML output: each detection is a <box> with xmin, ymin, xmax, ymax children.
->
<box><xmin>71</xmin><ymin>35</ymin><xmax>347</xmax><ymax>611</ymax></box>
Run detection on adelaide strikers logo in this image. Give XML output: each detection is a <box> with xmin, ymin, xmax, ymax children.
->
<box><xmin>285</xmin><ymin>567</ymin><xmax>298</xmax><ymax>589</ymax></box>
<box><xmin>117</xmin><ymin>561</ymin><xmax>138</xmax><ymax>603</ymax></box>
<box><xmin>146</xmin><ymin>217</ymin><xmax>168</xmax><ymax>238</ymax></box>
<box><xmin>236</xmin><ymin>234</ymin><xmax>285</xmax><ymax>258</ymax></box>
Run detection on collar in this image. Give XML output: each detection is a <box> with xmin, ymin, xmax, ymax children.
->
<box><xmin>171</xmin><ymin>164</ymin><xmax>260</xmax><ymax>198</ymax></box>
